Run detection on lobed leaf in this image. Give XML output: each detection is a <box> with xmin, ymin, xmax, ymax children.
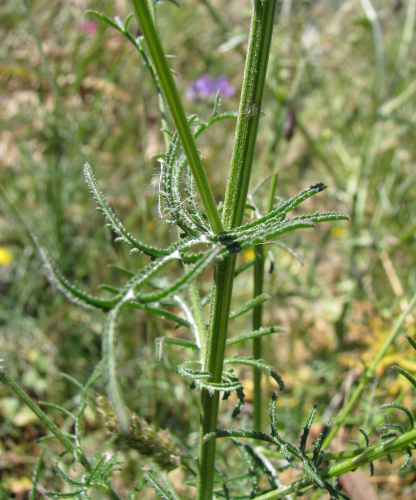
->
<box><xmin>84</xmin><ymin>163</ymin><xmax>169</xmax><ymax>257</ymax></box>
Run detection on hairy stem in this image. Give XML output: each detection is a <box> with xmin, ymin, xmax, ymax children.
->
<box><xmin>131</xmin><ymin>0</ymin><xmax>223</xmax><ymax>234</ymax></box>
<box><xmin>252</xmin><ymin>169</ymin><xmax>278</xmax><ymax>430</ymax></box>
<box><xmin>198</xmin><ymin>2</ymin><xmax>277</xmax><ymax>498</ymax></box>
<box><xmin>255</xmin><ymin>427</ymin><xmax>416</xmax><ymax>499</ymax></box>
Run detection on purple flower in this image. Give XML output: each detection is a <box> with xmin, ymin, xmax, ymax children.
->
<box><xmin>78</xmin><ymin>21</ymin><xmax>98</xmax><ymax>34</ymax></box>
<box><xmin>187</xmin><ymin>74</ymin><xmax>235</xmax><ymax>101</ymax></box>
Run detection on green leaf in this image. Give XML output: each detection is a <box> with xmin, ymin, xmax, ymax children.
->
<box><xmin>269</xmin><ymin>391</ymin><xmax>278</xmax><ymax>438</ymax></box>
<box><xmin>380</xmin><ymin>402</ymin><xmax>414</xmax><ymax>428</ymax></box>
<box><xmin>84</xmin><ymin>163</ymin><xmax>170</xmax><ymax>257</ymax></box>
<box><xmin>35</xmin><ymin>236</ymin><xmax>117</xmax><ymax>310</ymax></box>
<box><xmin>155</xmin><ymin>337</ymin><xmax>198</xmax><ymax>361</ymax></box>
<box><xmin>137</xmin><ymin>247</ymin><xmax>220</xmax><ymax>303</ymax></box>
<box><xmin>229</xmin><ymin>294</ymin><xmax>270</xmax><ymax>320</ymax></box>
<box><xmin>226</xmin><ymin>326</ymin><xmax>284</xmax><ymax>346</ymax></box>
<box><xmin>299</xmin><ymin>405</ymin><xmax>317</xmax><ymax>454</ymax></box>
<box><xmin>102</xmin><ymin>306</ymin><xmax>130</xmax><ymax>433</ymax></box>
<box><xmin>224</xmin><ymin>356</ymin><xmax>284</xmax><ymax>391</ymax></box>
<box><xmin>144</xmin><ymin>472</ymin><xmax>181</xmax><ymax>500</ymax></box>
<box><xmin>393</xmin><ymin>365</ymin><xmax>416</xmax><ymax>388</ymax></box>
<box><xmin>30</xmin><ymin>449</ymin><xmax>45</xmax><ymax>500</ymax></box>
<box><xmin>38</xmin><ymin>402</ymin><xmax>77</xmax><ymax>421</ymax></box>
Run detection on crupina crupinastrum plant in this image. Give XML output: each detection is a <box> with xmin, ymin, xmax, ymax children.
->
<box><xmin>2</xmin><ymin>2</ymin><xmax>416</xmax><ymax>500</ymax></box>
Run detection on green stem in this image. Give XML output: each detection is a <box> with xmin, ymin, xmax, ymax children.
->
<box><xmin>252</xmin><ymin>171</ymin><xmax>277</xmax><ymax>431</ymax></box>
<box><xmin>131</xmin><ymin>0</ymin><xmax>223</xmax><ymax>234</ymax></box>
<box><xmin>324</xmin><ymin>289</ymin><xmax>416</xmax><ymax>447</ymax></box>
<box><xmin>198</xmin><ymin>2</ymin><xmax>277</xmax><ymax>498</ymax></box>
<box><xmin>252</xmin><ymin>245</ymin><xmax>265</xmax><ymax>431</ymax></box>
<box><xmin>255</xmin><ymin>427</ymin><xmax>416</xmax><ymax>499</ymax></box>
<box><xmin>0</xmin><ymin>368</ymin><xmax>121</xmax><ymax>500</ymax></box>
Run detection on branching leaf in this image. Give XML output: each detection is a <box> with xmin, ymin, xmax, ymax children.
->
<box><xmin>84</xmin><ymin>163</ymin><xmax>169</xmax><ymax>257</ymax></box>
<box><xmin>380</xmin><ymin>403</ymin><xmax>414</xmax><ymax>429</ymax></box>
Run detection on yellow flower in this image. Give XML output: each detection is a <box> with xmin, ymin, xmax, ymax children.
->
<box><xmin>0</xmin><ymin>247</ymin><xmax>13</xmax><ymax>266</ymax></box>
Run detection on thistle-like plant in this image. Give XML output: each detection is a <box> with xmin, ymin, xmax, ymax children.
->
<box><xmin>3</xmin><ymin>2</ymin><xmax>415</xmax><ymax>500</ymax></box>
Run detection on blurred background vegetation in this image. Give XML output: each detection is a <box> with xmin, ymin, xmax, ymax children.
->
<box><xmin>1</xmin><ymin>0</ymin><xmax>416</xmax><ymax>498</ymax></box>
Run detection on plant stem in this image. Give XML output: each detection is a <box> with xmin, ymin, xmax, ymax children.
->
<box><xmin>130</xmin><ymin>0</ymin><xmax>223</xmax><ymax>234</ymax></box>
<box><xmin>198</xmin><ymin>2</ymin><xmax>277</xmax><ymax>498</ymax></box>
<box><xmin>252</xmin><ymin>170</ymin><xmax>278</xmax><ymax>431</ymax></box>
<box><xmin>324</xmin><ymin>289</ymin><xmax>416</xmax><ymax>447</ymax></box>
<box><xmin>255</xmin><ymin>427</ymin><xmax>416</xmax><ymax>499</ymax></box>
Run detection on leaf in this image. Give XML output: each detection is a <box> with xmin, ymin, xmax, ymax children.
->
<box><xmin>380</xmin><ymin>402</ymin><xmax>414</xmax><ymax>428</ymax></box>
<box><xmin>46</xmin><ymin>491</ymin><xmax>85</xmax><ymax>499</ymax></box>
<box><xmin>38</xmin><ymin>402</ymin><xmax>77</xmax><ymax>421</ymax></box>
<box><xmin>406</xmin><ymin>335</ymin><xmax>416</xmax><ymax>352</ymax></box>
<box><xmin>84</xmin><ymin>163</ymin><xmax>169</xmax><ymax>257</ymax></box>
<box><xmin>137</xmin><ymin>247</ymin><xmax>220</xmax><ymax>304</ymax></box>
<box><xmin>126</xmin><ymin>302</ymin><xmax>191</xmax><ymax>329</ymax></box>
<box><xmin>393</xmin><ymin>365</ymin><xmax>416</xmax><ymax>388</ymax></box>
<box><xmin>30</xmin><ymin>449</ymin><xmax>45</xmax><ymax>500</ymax></box>
<box><xmin>224</xmin><ymin>356</ymin><xmax>285</xmax><ymax>391</ymax></box>
<box><xmin>155</xmin><ymin>337</ymin><xmax>198</xmax><ymax>361</ymax></box>
<box><xmin>35</xmin><ymin>236</ymin><xmax>117</xmax><ymax>310</ymax></box>
<box><xmin>144</xmin><ymin>472</ymin><xmax>181</xmax><ymax>500</ymax></box>
<box><xmin>102</xmin><ymin>306</ymin><xmax>130</xmax><ymax>433</ymax></box>
<box><xmin>312</xmin><ymin>419</ymin><xmax>333</xmax><ymax>466</ymax></box>
<box><xmin>269</xmin><ymin>391</ymin><xmax>278</xmax><ymax>438</ymax></box>
<box><xmin>226</xmin><ymin>326</ymin><xmax>284</xmax><ymax>346</ymax></box>
<box><xmin>299</xmin><ymin>405</ymin><xmax>317</xmax><ymax>454</ymax></box>
<box><xmin>229</xmin><ymin>294</ymin><xmax>270</xmax><ymax>320</ymax></box>
<box><xmin>234</xmin><ymin>256</ymin><xmax>256</xmax><ymax>276</ymax></box>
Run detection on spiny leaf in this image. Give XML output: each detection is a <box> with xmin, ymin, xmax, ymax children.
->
<box><xmin>54</xmin><ymin>462</ymin><xmax>84</xmax><ymax>487</ymax></box>
<box><xmin>155</xmin><ymin>337</ymin><xmax>198</xmax><ymax>361</ymax></box>
<box><xmin>234</xmin><ymin>256</ymin><xmax>256</xmax><ymax>276</ymax></box>
<box><xmin>137</xmin><ymin>247</ymin><xmax>220</xmax><ymax>303</ymax></box>
<box><xmin>229</xmin><ymin>294</ymin><xmax>270</xmax><ymax>320</ymax></box>
<box><xmin>231</xmin><ymin>439</ymin><xmax>260</xmax><ymax>496</ymax></box>
<box><xmin>46</xmin><ymin>491</ymin><xmax>84</xmax><ymax>499</ymax></box>
<box><xmin>380</xmin><ymin>402</ymin><xmax>414</xmax><ymax>428</ymax></box>
<box><xmin>224</xmin><ymin>356</ymin><xmax>285</xmax><ymax>391</ymax></box>
<box><xmin>30</xmin><ymin>449</ymin><xmax>45</xmax><ymax>500</ymax></box>
<box><xmin>393</xmin><ymin>365</ymin><xmax>416</xmax><ymax>388</ymax></box>
<box><xmin>102</xmin><ymin>305</ymin><xmax>129</xmax><ymax>433</ymax></box>
<box><xmin>126</xmin><ymin>302</ymin><xmax>191</xmax><ymax>329</ymax></box>
<box><xmin>144</xmin><ymin>472</ymin><xmax>181</xmax><ymax>500</ymax></box>
<box><xmin>196</xmin><ymin>378</ymin><xmax>243</xmax><ymax>395</ymax></box>
<box><xmin>226</xmin><ymin>326</ymin><xmax>284</xmax><ymax>346</ymax></box>
<box><xmin>359</xmin><ymin>428</ymin><xmax>370</xmax><ymax>447</ymax></box>
<box><xmin>400</xmin><ymin>447</ymin><xmax>412</xmax><ymax>471</ymax></box>
<box><xmin>269</xmin><ymin>391</ymin><xmax>278</xmax><ymax>438</ymax></box>
<box><xmin>84</xmin><ymin>163</ymin><xmax>169</xmax><ymax>257</ymax></box>
<box><xmin>300</xmin><ymin>405</ymin><xmax>317</xmax><ymax>454</ymax></box>
<box><xmin>35</xmin><ymin>237</ymin><xmax>117</xmax><ymax>310</ymax></box>
<box><xmin>203</xmin><ymin>428</ymin><xmax>276</xmax><ymax>445</ymax></box>
<box><xmin>406</xmin><ymin>335</ymin><xmax>416</xmax><ymax>352</ymax></box>
<box><xmin>39</xmin><ymin>402</ymin><xmax>77</xmax><ymax>421</ymax></box>
<box><xmin>312</xmin><ymin>419</ymin><xmax>333</xmax><ymax>466</ymax></box>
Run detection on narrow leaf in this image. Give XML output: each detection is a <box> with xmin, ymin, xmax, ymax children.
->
<box><xmin>102</xmin><ymin>306</ymin><xmax>129</xmax><ymax>433</ymax></box>
<box><xmin>144</xmin><ymin>472</ymin><xmax>180</xmax><ymax>500</ymax></box>
<box><xmin>155</xmin><ymin>337</ymin><xmax>198</xmax><ymax>361</ymax></box>
<box><xmin>229</xmin><ymin>294</ymin><xmax>270</xmax><ymax>320</ymax></box>
<box><xmin>224</xmin><ymin>356</ymin><xmax>285</xmax><ymax>391</ymax></box>
<box><xmin>380</xmin><ymin>402</ymin><xmax>414</xmax><ymax>428</ymax></box>
<box><xmin>30</xmin><ymin>449</ymin><xmax>45</xmax><ymax>500</ymax></box>
<box><xmin>300</xmin><ymin>405</ymin><xmax>317</xmax><ymax>454</ymax></box>
<box><xmin>226</xmin><ymin>326</ymin><xmax>284</xmax><ymax>346</ymax></box>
